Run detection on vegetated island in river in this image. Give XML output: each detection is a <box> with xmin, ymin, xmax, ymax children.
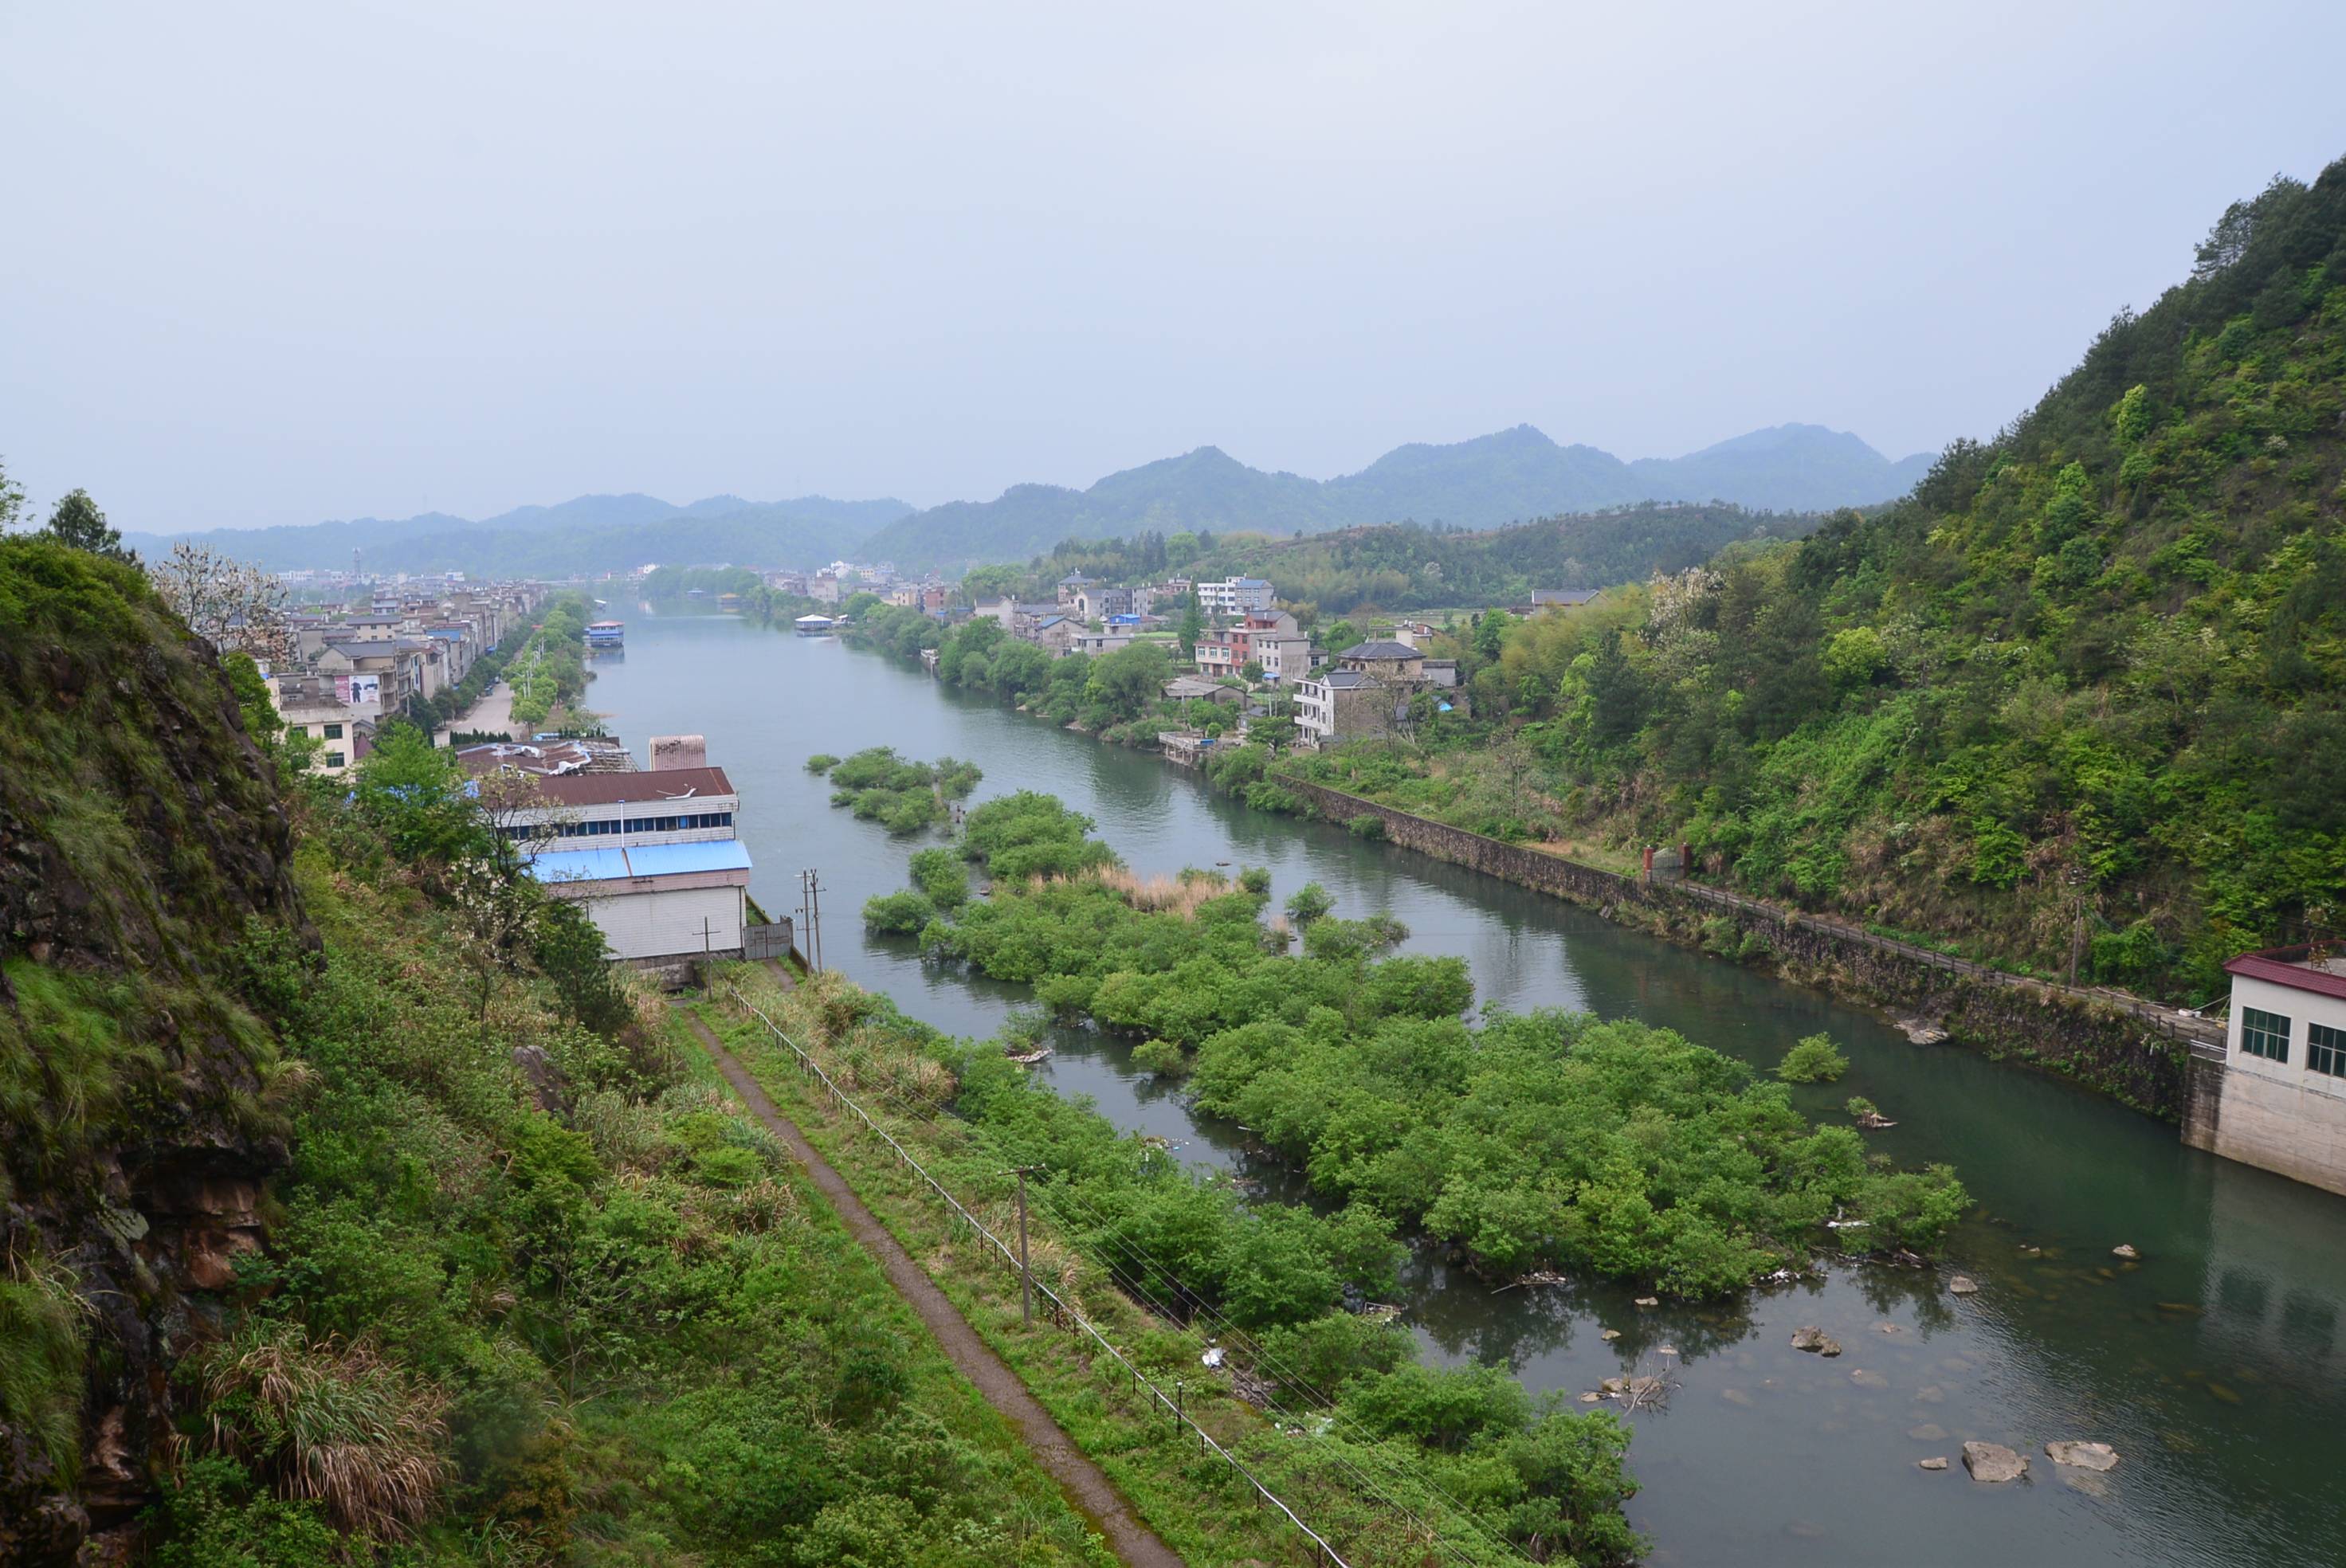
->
<box><xmin>865</xmin><ymin>785</ymin><xmax>1971</xmax><ymax>1297</ymax></box>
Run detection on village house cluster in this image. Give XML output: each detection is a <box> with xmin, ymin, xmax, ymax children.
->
<box><xmin>268</xmin><ymin>577</ymin><xmax>547</xmax><ymax>776</ymax></box>
<box><xmin>942</xmin><ymin>567</ymin><xmax>1517</xmax><ymax>750</ymax></box>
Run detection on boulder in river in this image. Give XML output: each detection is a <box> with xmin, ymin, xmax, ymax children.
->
<box><xmin>1962</xmin><ymin>1441</ymin><xmax>2030</xmax><ymax>1483</ymax></box>
<box><xmin>2112</xmin><ymin>1244</ymin><xmax>2140</xmax><ymax>1260</ymax></box>
<box><xmin>1791</xmin><ymin>1325</ymin><xmax>1844</xmax><ymax>1356</ymax></box>
<box><xmin>1948</xmin><ymin>1274</ymin><xmax>1980</xmax><ymax>1296</ymax></box>
<box><xmin>1918</xmin><ymin>1456</ymin><xmax>1949</xmax><ymax>1471</ymax></box>
<box><xmin>2045</xmin><ymin>1441</ymin><xmax>2120</xmax><ymax>1472</ymax></box>
<box><xmin>1634</xmin><ymin>1296</ymin><xmax>1659</xmax><ymax>1307</ymax></box>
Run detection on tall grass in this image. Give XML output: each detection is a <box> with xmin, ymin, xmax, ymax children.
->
<box><xmin>0</xmin><ymin>1252</ymin><xmax>91</xmax><ymax>1476</ymax></box>
<box><xmin>200</xmin><ymin>1325</ymin><xmax>453</xmax><ymax>1539</ymax></box>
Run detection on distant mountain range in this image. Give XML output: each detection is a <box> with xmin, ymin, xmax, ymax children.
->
<box><xmin>126</xmin><ymin>423</ymin><xmax>1932</xmax><ymax>575</ymax></box>
<box><xmin>123</xmin><ymin>494</ymin><xmax>912</xmax><ymax>578</ymax></box>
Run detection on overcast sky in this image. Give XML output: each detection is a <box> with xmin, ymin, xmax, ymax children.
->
<box><xmin>4</xmin><ymin>2</ymin><xmax>2343</xmax><ymax>533</ymax></box>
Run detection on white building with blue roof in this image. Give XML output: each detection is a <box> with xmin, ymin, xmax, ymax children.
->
<box><xmin>495</xmin><ymin>755</ymin><xmax>751</xmax><ymax>974</ymax></box>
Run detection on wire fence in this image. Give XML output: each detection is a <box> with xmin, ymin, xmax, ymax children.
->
<box><xmin>738</xmin><ymin>1000</ymin><xmax>1532</xmax><ymax>1567</ymax></box>
<box><xmin>725</xmin><ymin>987</ymin><xmax>1362</xmax><ymax>1568</ymax></box>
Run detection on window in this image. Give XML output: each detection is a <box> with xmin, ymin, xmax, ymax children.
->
<box><xmin>325</xmin><ymin>751</ymin><xmax>345</xmax><ymax>768</ymax></box>
<box><xmin>2242</xmin><ymin>1005</ymin><xmax>2292</xmax><ymax>1063</ymax></box>
<box><xmin>324</xmin><ymin>722</ymin><xmax>344</xmax><ymax>739</ymax></box>
<box><xmin>2311</xmin><ymin>1021</ymin><xmax>2346</xmax><ymax>1079</ymax></box>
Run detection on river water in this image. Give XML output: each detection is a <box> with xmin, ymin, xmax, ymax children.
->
<box><xmin>586</xmin><ymin>613</ymin><xmax>2346</xmax><ymax>1567</ymax></box>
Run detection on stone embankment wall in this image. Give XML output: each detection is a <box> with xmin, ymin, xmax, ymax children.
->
<box><xmin>1278</xmin><ymin>776</ymin><xmax>2195</xmax><ymax>1120</ymax></box>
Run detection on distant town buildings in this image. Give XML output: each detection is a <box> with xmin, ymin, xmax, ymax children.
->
<box><xmin>1196</xmin><ymin>577</ymin><xmax>1275</xmax><ymax>617</ymax></box>
<box><xmin>267</xmin><ymin>582</ymin><xmax>543</xmax><ymax>757</ymax></box>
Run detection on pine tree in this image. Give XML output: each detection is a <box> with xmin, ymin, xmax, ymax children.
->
<box><xmin>45</xmin><ymin>488</ymin><xmax>133</xmax><ymax>561</ymax></box>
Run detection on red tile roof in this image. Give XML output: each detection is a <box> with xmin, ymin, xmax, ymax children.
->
<box><xmin>2226</xmin><ymin>950</ymin><xmax>2346</xmax><ymax>1002</ymax></box>
<box><xmin>532</xmin><ymin>766</ymin><xmax>735</xmax><ymax>806</ymax></box>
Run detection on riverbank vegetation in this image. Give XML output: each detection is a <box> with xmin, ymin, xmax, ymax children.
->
<box><xmin>707</xmin><ymin>963</ymin><xmax>1644</xmax><ymax>1566</ymax></box>
<box><xmin>501</xmin><ymin>593</ymin><xmax>594</xmax><ymax>731</ymax></box>
<box><xmin>891</xmin><ymin>794</ymin><xmax>1968</xmax><ymax>1295</ymax></box>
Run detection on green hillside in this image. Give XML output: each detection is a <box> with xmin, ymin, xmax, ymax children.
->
<box><xmin>0</xmin><ymin>539</ymin><xmax>1116</xmax><ymax>1562</ymax></box>
<box><xmin>1318</xmin><ymin>160</ymin><xmax>2346</xmax><ymax>999</ymax></box>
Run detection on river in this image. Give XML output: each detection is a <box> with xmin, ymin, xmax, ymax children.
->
<box><xmin>584</xmin><ymin>612</ymin><xmax>2346</xmax><ymax>1567</ymax></box>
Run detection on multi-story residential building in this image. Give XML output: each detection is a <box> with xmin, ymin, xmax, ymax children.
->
<box><xmin>1196</xmin><ymin>577</ymin><xmax>1275</xmax><ymax>617</ymax></box>
<box><xmin>1291</xmin><ymin>639</ymin><xmax>1463</xmax><ymax>747</ymax></box>
<box><xmin>1254</xmin><ymin>633</ymin><xmax>1316</xmax><ymax>684</ymax></box>
<box><xmin>269</xmin><ymin>674</ymin><xmax>376</xmax><ymax>775</ymax></box>
<box><xmin>1195</xmin><ymin>610</ymin><xmax>1301</xmax><ymax>678</ymax></box>
<box><xmin>1055</xmin><ymin>571</ymin><xmax>1097</xmax><ymax>606</ymax></box>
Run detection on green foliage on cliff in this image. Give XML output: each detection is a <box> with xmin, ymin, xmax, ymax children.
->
<box><xmin>199</xmin><ymin>823</ymin><xmax>1110</xmax><ymax>1564</ymax></box>
<box><xmin>1303</xmin><ymin>161</ymin><xmax>2346</xmax><ymax>998</ymax></box>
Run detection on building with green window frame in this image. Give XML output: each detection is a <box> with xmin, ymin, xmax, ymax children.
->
<box><xmin>2186</xmin><ymin>947</ymin><xmax>2346</xmax><ymax>1196</ymax></box>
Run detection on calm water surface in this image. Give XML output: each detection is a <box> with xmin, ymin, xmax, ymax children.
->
<box><xmin>588</xmin><ymin>615</ymin><xmax>2346</xmax><ymax>1567</ymax></box>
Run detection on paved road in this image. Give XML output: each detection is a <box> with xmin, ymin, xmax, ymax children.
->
<box><xmin>677</xmin><ymin>1006</ymin><xmax>1187</xmax><ymax>1568</ymax></box>
<box><xmin>449</xmin><ymin>679</ymin><xmax>524</xmax><ymax>741</ymax></box>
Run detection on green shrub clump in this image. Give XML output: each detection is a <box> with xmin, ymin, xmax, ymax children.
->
<box><xmin>1776</xmin><ymin>1033</ymin><xmax>1850</xmax><ymax>1083</ymax></box>
<box><xmin>916</xmin><ymin>793</ymin><xmax>1968</xmax><ymax>1297</ymax></box>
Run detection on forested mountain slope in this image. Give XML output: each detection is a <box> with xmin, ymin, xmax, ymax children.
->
<box><xmin>1002</xmin><ymin>501</ymin><xmax>1830</xmax><ymax>615</ymax></box>
<box><xmin>1470</xmin><ymin>161</ymin><xmax>2346</xmax><ymax>998</ymax></box>
<box><xmin>864</xmin><ymin>423</ymin><xmax>1927</xmax><ymax>570</ymax></box>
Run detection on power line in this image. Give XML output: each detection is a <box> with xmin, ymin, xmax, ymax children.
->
<box><xmin>751</xmin><ymin>999</ymin><xmax>1533</xmax><ymax>1566</ymax></box>
<box><xmin>727</xmin><ymin>987</ymin><xmax>1381</xmax><ymax>1567</ymax></box>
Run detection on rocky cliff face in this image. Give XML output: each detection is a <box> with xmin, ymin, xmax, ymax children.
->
<box><xmin>0</xmin><ymin>539</ymin><xmax>308</xmax><ymax>1562</ymax></box>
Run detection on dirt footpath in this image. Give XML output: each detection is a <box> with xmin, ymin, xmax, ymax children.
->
<box><xmin>677</xmin><ymin>1009</ymin><xmax>1186</xmax><ymax>1568</ymax></box>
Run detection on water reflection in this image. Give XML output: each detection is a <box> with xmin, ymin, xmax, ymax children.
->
<box><xmin>586</xmin><ymin>616</ymin><xmax>2346</xmax><ymax>1567</ymax></box>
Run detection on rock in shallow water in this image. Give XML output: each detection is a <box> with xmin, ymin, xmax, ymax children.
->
<box><xmin>2045</xmin><ymin>1441</ymin><xmax>2120</xmax><ymax>1472</ymax></box>
<box><xmin>1963</xmin><ymin>1441</ymin><xmax>2030</xmax><ymax>1483</ymax></box>
<box><xmin>1918</xmin><ymin>1456</ymin><xmax>1949</xmax><ymax>1471</ymax></box>
<box><xmin>1791</xmin><ymin>1325</ymin><xmax>1844</xmax><ymax>1356</ymax></box>
<box><xmin>1948</xmin><ymin>1274</ymin><xmax>1979</xmax><ymax>1296</ymax></box>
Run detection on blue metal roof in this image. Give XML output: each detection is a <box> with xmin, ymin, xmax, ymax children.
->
<box><xmin>523</xmin><ymin>840</ymin><xmax>752</xmax><ymax>883</ymax></box>
<box><xmin>619</xmin><ymin>840</ymin><xmax>753</xmax><ymax>876</ymax></box>
<box><xmin>525</xmin><ymin>848</ymin><xmax>631</xmax><ymax>884</ymax></box>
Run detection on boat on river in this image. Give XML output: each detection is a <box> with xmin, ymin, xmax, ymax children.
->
<box><xmin>794</xmin><ymin>613</ymin><xmax>837</xmax><ymax>636</ymax></box>
<box><xmin>585</xmin><ymin>619</ymin><xmax>625</xmax><ymax>649</ymax></box>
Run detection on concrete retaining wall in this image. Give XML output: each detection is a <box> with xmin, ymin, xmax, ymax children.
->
<box><xmin>1279</xmin><ymin>775</ymin><xmax>2193</xmax><ymax>1119</ymax></box>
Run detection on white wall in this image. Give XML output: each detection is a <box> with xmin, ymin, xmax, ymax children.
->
<box><xmin>2211</xmin><ymin>972</ymin><xmax>2346</xmax><ymax>1195</ymax></box>
<box><xmin>587</xmin><ymin>884</ymin><xmax>745</xmax><ymax>961</ymax></box>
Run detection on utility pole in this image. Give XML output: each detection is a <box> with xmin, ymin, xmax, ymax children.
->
<box><xmin>1009</xmin><ymin>1165</ymin><xmax>1040</xmax><ymax>1327</ymax></box>
<box><xmin>805</xmin><ymin>868</ymin><xmax>825</xmax><ymax>973</ymax></box>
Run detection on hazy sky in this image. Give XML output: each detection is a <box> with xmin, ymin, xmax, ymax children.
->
<box><xmin>5</xmin><ymin>2</ymin><xmax>2344</xmax><ymax>533</ymax></box>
